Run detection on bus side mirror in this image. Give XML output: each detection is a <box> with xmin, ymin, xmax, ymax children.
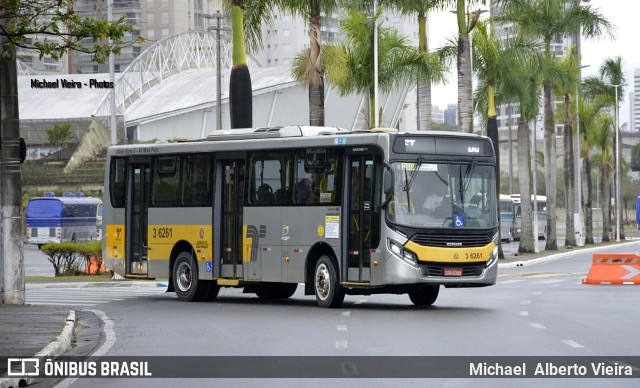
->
<box><xmin>383</xmin><ymin>170</ymin><xmax>394</xmax><ymax>195</ymax></box>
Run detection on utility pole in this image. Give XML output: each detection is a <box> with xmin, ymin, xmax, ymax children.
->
<box><xmin>206</xmin><ymin>11</ymin><xmax>228</xmax><ymax>131</ymax></box>
<box><xmin>0</xmin><ymin>33</ymin><xmax>25</xmax><ymax>305</ymax></box>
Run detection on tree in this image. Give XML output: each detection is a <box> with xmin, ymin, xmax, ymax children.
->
<box><xmin>47</xmin><ymin>123</ymin><xmax>76</xmax><ymax>160</ymax></box>
<box><xmin>1</xmin><ymin>0</ymin><xmax>137</xmax><ymax>305</ymax></box>
<box><xmin>323</xmin><ymin>9</ymin><xmax>446</xmax><ymax>127</ymax></box>
<box><xmin>497</xmin><ymin>0</ymin><xmax>613</xmax><ymax>250</ymax></box>
<box><xmin>577</xmin><ymin>95</ymin><xmax>608</xmax><ymax>244</ymax></box>
<box><xmin>470</xmin><ymin>20</ymin><xmax>539</xmax><ymax>256</ymax></box>
<box><xmin>591</xmin><ymin>115</ymin><xmax>615</xmax><ymax>241</ymax></box>
<box><xmin>380</xmin><ymin>0</ymin><xmax>448</xmax><ymax>131</ymax></box>
<box><xmin>284</xmin><ymin>0</ymin><xmax>346</xmax><ymax>126</ymax></box>
<box><xmin>454</xmin><ymin>0</ymin><xmax>485</xmax><ymax>133</ymax></box>
<box><xmin>555</xmin><ymin>47</ymin><xmax>580</xmax><ymax>247</ymax></box>
<box><xmin>228</xmin><ymin>0</ymin><xmax>278</xmax><ymax>128</ymax></box>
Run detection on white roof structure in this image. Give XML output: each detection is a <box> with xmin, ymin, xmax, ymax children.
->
<box><xmin>18</xmin><ymin>31</ymin><xmax>411</xmax><ymax>143</ymax></box>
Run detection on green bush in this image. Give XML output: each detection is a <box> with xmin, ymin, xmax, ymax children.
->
<box><xmin>40</xmin><ymin>241</ymin><xmax>103</xmax><ymax>276</ymax></box>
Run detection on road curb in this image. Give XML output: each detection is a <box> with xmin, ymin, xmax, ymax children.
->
<box><xmin>26</xmin><ymin>280</ymin><xmax>160</xmax><ymax>289</ymax></box>
<box><xmin>499</xmin><ymin>240</ymin><xmax>640</xmax><ymax>268</ymax></box>
<box><xmin>0</xmin><ymin>310</ymin><xmax>76</xmax><ymax>388</ymax></box>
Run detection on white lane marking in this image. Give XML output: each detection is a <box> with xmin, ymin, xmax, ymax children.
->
<box><xmin>354</xmin><ymin>299</ymin><xmax>366</xmax><ymax>305</ymax></box>
<box><xmin>520</xmin><ymin>311</ymin><xmax>529</xmax><ymax>316</ymax></box>
<box><xmin>55</xmin><ymin>309</ymin><xmax>116</xmax><ymax>388</ymax></box>
<box><xmin>530</xmin><ymin>323</ymin><xmax>546</xmax><ymax>329</ymax></box>
<box><xmin>335</xmin><ymin>340</ymin><xmax>348</xmax><ymax>349</ymax></box>
<box><xmin>561</xmin><ymin>340</ymin><xmax>584</xmax><ymax>348</ymax></box>
<box><xmin>341</xmin><ymin>311</ymin><xmax>351</xmax><ymax>317</ymax></box>
<box><xmin>538</xmin><ymin>279</ymin><xmax>565</xmax><ymax>284</ymax></box>
<box><xmin>337</xmin><ymin>325</ymin><xmax>348</xmax><ymax>332</ymax></box>
<box><xmin>500</xmin><ymin>279</ymin><xmax>525</xmax><ymax>284</ymax></box>
<box><xmin>521</xmin><ymin>300</ymin><xmax>532</xmax><ymax>305</ymax></box>
<box><xmin>533</xmin><ymin>291</ymin><xmax>544</xmax><ymax>295</ymax></box>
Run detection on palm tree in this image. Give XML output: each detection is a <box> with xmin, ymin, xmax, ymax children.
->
<box><xmin>599</xmin><ymin>57</ymin><xmax>626</xmax><ymax>239</ymax></box>
<box><xmin>496</xmin><ymin>0</ymin><xmax>613</xmax><ymax>250</ymax></box>
<box><xmin>380</xmin><ymin>0</ymin><xmax>448</xmax><ymax>130</ymax></box>
<box><xmin>591</xmin><ymin>114</ymin><xmax>615</xmax><ymax>241</ymax></box>
<box><xmin>282</xmin><ymin>0</ymin><xmax>345</xmax><ymax>126</ymax></box>
<box><xmin>555</xmin><ymin>47</ymin><xmax>580</xmax><ymax>247</ymax></box>
<box><xmin>454</xmin><ymin>0</ymin><xmax>485</xmax><ymax>133</ymax></box>
<box><xmin>578</xmin><ymin>95</ymin><xmax>608</xmax><ymax>244</ymax></box>
<box><xmin>470</xmin><ymin>20</ymin><xmax>539</xmax><ymax>255</ymax></box>
<box><xmin>582</xmin><ymin>57</ymin><xmax>626</xmax><ymax>239</ymax></box>
<box><xmin>323</xmin><ymin>9</ymin><xmax>446</xmax><ymax>127</ymax></box>
<box><xmin>228</xmin><ymin>0</ymin><xmax>278</xmax><ymax>128</ymax></box>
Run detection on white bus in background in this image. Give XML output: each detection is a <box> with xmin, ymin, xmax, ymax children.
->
<box><xmin>511</xmin><ymin>194</ymin><xmax>547</xmax><ymax>241</ymax></box>
<box><xmin>499</xmin><ymin>194</ymin><xmax>514</xmax><ymax>242</ymax></box>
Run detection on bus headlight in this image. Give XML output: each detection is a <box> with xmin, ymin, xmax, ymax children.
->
<box><xmin>487</xmin><ymin>245</ymin><xmax>499</xmax><ymax>268</ymax></box>
<box><xmin>388</xmin><ymin>239</ymin><xmax>417</xmax><ymax>265</ymax></box>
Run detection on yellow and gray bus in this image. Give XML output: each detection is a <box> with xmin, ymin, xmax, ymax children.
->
<box><xmin>102</xmin><ymin>126</ymin><xmax>499</xmax><ymax>307</ymax></box>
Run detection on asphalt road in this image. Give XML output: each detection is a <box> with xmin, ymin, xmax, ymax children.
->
<box><xmin>42</xmin><ymin>241</ymin><xmax>640</xmax><ymax>388</ymax></box>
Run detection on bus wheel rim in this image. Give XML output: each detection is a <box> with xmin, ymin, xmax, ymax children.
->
<box><xmin>315</xmin><ymin>263</ymin><xmax>330</xmax><ymax>301</ymax></box>
<box><xmin>176</xmin><ymin>262</ymin><xmax>192</xmax><ymax>292</ymax></box>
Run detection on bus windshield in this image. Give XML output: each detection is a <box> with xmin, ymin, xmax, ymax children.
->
<box><xmin>388</xmin><ymin>161</ymin><xmax>498</xmax><ymax>229</ymax></box>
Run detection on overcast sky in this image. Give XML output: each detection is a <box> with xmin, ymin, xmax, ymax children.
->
<box><xmin>427</xmin><ymin>0</ymin><xmax>636</xmax><ymax>127</ymax></box>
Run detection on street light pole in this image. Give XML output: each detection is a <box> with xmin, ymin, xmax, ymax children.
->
<box><xmin>614</xmin><ymin>84</ymin><xmax>620</xmax><ymax>242</ymax></box>
<box><xmin>606</xmin><ymin>82</ymin><xmax>625</xmax><ymax>241</ymax></box>
<box><xmin>373</xmin><ymin>0</ymin><xmax>379</xmax><ymax>128</ymax></box>
<box><xmin>206</xmin><ymin>11</ymin><xmax>226</xmax><ymax>130</ymax></box>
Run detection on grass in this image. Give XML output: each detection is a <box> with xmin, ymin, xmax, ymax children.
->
<box><xmin>26</xmin><ymin>273</ymin><xmax>114</xmax><ymax>282</ymax></box>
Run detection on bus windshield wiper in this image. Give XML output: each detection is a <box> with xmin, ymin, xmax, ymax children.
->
<box><xmin>403</xmin><ymin>156</ymin><xmax>424</xmax><ymax>193</ymax></box>
<box><xmin>463</xmin><ymin>159</ymin><xmax>477</xmax><ymax>193</ymax></box>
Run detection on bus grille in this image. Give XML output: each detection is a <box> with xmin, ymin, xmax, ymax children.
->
<box><xmin>420</xmin><ymin>263</ymin><xmax>485</xmax><ymax>277</ymax></box>
<box><xmin>410</xmin><ymin>232</ymin><xmax>491</xmax><ymax>248</ymax></box>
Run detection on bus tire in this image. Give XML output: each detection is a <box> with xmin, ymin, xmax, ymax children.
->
<box><xmin>201</xmin><ymin>281</ymin><xmax>220</xmax><ymax>301</ymax></box>
<box><xmin>314</xmin><ymin>255</ymin><xmax>344</xmax><ymax>308</ymax></box>
<box><xmin>408</xmin><ymin>285</ymin><xmax>439</xmax><ymax>306</ymax></box>
<box><xmin>256</xmin><ymin>283</ymin><xmax>298</xmax><ymax>299</ymax></box>
<box><xmin>173</xmin><ymin>251</ymin><xmax>206</xmax><ymax>302</ymax></box>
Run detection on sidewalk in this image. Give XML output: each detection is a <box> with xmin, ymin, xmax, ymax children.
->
<box><xmin>1</xmin><ymin>239</ymin><xmax>639</xmax><ymax>387</ymax></box>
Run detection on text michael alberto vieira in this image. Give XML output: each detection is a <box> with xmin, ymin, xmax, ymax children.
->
<box><xmin>470</xmin><ymin>361</ymin><xmax>633</xmax><ymax>376</ymax></box>
<box><xmin>31</xmin><ymin>78</ymin><xmax>114</xmax><ymax>89</ymax></box>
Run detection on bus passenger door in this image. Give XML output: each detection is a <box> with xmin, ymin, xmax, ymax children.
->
<box><xmin>219</xmin><ymin>160</ymin><xmax>245</xmax><ymax>279</ymax></box>
<box><xmin>345</xmin><ymin>154</ymin><xmax>381</xmax><ymax>283</ymax></box>
<box><xmin>126</xmin><ymin>160</ymin><xmax>150</xmax><ymax>276</ymax></box>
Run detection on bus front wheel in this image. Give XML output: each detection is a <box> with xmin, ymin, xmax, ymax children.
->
<box><xmin>314</xmin><ymin>255</ymin><xmax>344</xmax><ymax>308</ymax></box>
<box><xmin>173</xmin><ymin>251</ymin><xmax>206</xmax><ymax>302</ymax></box>
<box><xmin>408</xmin><ymin>285</ymin><xmax>439</xmax><ymax>306</ymax></box>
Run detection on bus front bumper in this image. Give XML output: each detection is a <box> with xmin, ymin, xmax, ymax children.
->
<box><xmin>377</xmin><ymin>249</ymin><xmax>498</xmax><ymax>287</ymax></box>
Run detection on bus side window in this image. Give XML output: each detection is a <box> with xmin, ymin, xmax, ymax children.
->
<box><xmin>294</xmin><ymin>149</ymin><xmax>341</xmax><ymax>206</ymax></box>
<box><xmin>249</xmin><ymin>153</ymin><xmax>289</xmax><ymax>206</ymax></box>
<box><xmin>182</xmin><ymin>154</ymin><xmax>212</xmax><ymax>207</ymax></box>
<box><xmin>110</xmin><ymin>158</ymin><xmax>127</xmax><ymax>208</ymax></box>
<box><xmin>152</xmin><ymin>156</ymin><xmax>181</xmax><ymax>207</ymax></box>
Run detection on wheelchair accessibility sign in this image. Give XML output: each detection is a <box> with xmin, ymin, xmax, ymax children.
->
<box><xmin>454</xmin><ymin>214</ymin><xmax>465</xmax><ymax>228</ymax></box>
<box><xmin>206</xmin><ymin>262</ymin><xmax>212</xmax><ymax>272</ymax></box>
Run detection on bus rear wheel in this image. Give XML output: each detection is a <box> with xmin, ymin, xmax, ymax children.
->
<box><xmin>173</xmin><ymin>251</ymin><xmax>207</xmax><ymax>302</ymax></box>
<box><xmin>408</xmin><ymin>285</ymin><xmax>439</xmax><ymax>306</ymax></box>
<box><xmin>314</xmin><ymin>255</ymin><xmax>344</xmax><ymax>308</ymax></box>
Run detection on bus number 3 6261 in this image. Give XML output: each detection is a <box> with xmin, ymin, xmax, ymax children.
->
<box><xmin>153</xmin><ymin>227</ymin><xmax>173</xmax><ymax>239</ymax></box>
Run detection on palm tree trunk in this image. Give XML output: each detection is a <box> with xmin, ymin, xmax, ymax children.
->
<box><xmin>585</xmin><ymin>157</ymin><xmax>594</xmax><ymax>244</ymax></box>
<box><xmin>457</xmin><ymin>33</ymin><xmax>473</xmax><ymax>133</ymax></box>
<box><xmin>517</xmin><ymin>120</ymin><xmax>535</xmax><ymax>253</ymax></box>
<box><xmin>309</xmin><ymin>15</ymin><xmax>324</xmax><ymax>127</ymax></box>
<box><xmin>563</xmin><ymin>95</ymin><xmax>576</xmax><ymax>246</ymax></box>
<box><xmin>229</xmin><ymin>2</ymin><xmax>252</xmax><ymax>129</ymax></box>
<box><xmin>602</xmin><ymin>164</ymin><xmax>611</xmax><ymax>242</ymax></box>
<box><xmin>417</xmin><ymin>14</ymin><xmax>431</xmax><ymax>131</ymax></box>
<box><xmin>369</xmin><ymin>90</ymin><xmax>376</xmax><ymax>129</ymax></box>
<box><xmin>543</xmin><ymin>80</ymin><xmax>558</xmax><ymax>250</ymax></box>
<box><xmin>0</xmin><ymin>37</ymin><xmax>26</xmax><ymax>304</ymax></box>
<box><xmin>486</xmin><ymin>91</ymin><xmax>502</xmax><ymax>258</ymax></box>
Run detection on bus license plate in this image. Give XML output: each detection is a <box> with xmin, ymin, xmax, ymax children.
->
<box><xmin>444</xmin><ymin>268</ymin><xmax>462</xmax><ymax>277</ymax></box>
